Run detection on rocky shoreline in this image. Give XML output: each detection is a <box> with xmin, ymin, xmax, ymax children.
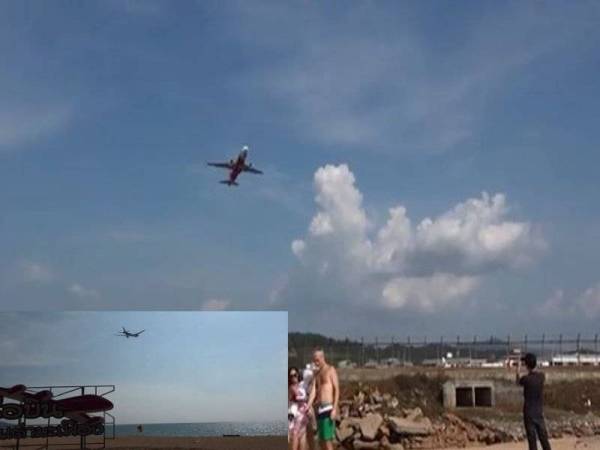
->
<box><xmin>334</xmin><ymin>384</ymin><xmax>600</xmax><ymax>449</ymax></box>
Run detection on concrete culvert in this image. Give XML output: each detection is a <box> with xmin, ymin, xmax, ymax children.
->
<box><xmin>456</xmin><ymin>387</ymin><xmax>474</xmax><ymax>407</ymax></box>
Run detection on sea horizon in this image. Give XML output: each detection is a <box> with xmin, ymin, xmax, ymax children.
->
<box><xmin>112</xmin><ymin>421</ymin><xmax>286</xmax><ymax>437</ymax></box>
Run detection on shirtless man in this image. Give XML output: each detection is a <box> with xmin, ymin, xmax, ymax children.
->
<box><xmin>307</xmin><ymin>348</ymin><xmax>339</xmax><ymax>450</ymax></box>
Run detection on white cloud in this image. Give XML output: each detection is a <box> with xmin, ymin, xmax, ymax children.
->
<box><xmin>382</xmin><ymin>274</ymin><xmax>480</xmax><ymax>313</ymax></box>
<box><xmin>68</xmin><ymin>283</ymin><xmax>100</xmax><ymax>299</ymax></box>
<box><xmin>277</xmin><ymin>164</ymin><xmax>543</xmax><ymax>313</ymax></box>
<box><xmin>201</xmin><ymin>299</ymin><xmax>230</xmax><ymax>311</ymax></box>
<box><xmin>291</xmin><ymin>240</ymin><xmax>305</xmax><ymax>258</ymax></box>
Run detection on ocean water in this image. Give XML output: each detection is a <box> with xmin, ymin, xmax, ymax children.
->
<box><xmin>113</xmin><ymin>421</ymin><xmax>286</xmax><ymax>437</ymax></box>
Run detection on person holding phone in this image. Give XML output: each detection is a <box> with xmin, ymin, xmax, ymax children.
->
<box><xmin>516</xmin><ymin>353</ymin><xmax>552</xmax><ymax>450</ymax></box>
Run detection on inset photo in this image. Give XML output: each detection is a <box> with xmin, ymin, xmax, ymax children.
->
<box><xmin>0</xmin><ymin>311</ymin><xmax>287</xmax><ymax>449</ymax></box>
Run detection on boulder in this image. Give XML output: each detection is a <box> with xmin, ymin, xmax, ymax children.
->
<box><xmin>388</xmin><ymin>416</ymin><xmax>433</xmax><ymax>436</ymax></box>
<box><xmin>336</xmin><ymin>423</ymin><xmax>355</xmax><ymax>442</ymax></box>
<box><xmin>358</xmin><ymin>413</ymin><xmax>384</xmax><ymax>441</ymax></box>
<box><xmin>403</xmin><ymin>407</ymin><xmax>423</xmax><ymax>421</ymax></box>
<box><xmin>352</xmin><ymin>439</ymin><xmax>380</xmax><ymax>449</ymax></box>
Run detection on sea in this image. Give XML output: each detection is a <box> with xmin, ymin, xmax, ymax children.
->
<box><xmin>112</xmin><ymin>421</ymin><xmax>286</xmax><ymax>437</ymax></box>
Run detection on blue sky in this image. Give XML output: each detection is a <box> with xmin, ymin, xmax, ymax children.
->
<box><xmin>1</xmin><ymin>1</ymin><xmax>600</xmax><ymax>338</ymax></box>
<box><xmin>0</xmin><ymin>311</ymin><xmax>287</xmax><ymax>423</ymax></box>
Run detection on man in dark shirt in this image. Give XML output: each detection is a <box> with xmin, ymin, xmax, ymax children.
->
<box><xmin>516</xmin><ymin>352</ymin><xmax>551</xmax><ymax>450</ymax></box>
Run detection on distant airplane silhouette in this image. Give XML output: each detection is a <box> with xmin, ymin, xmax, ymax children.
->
<box><xmin>116</xmin><ymin>327</ymin><xmax>145</xmax><ymax>338</ymax></box>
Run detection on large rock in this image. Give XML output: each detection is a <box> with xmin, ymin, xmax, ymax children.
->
<box><xmin>358</xmin><ymin>413</ymin><xmax>384</xmax><ymax>441</ymax></box>
<box><xmin>388</xmin><ymin>416</ymin><xmax>433</xmax><ymax>436</ymax></box>
<box><xmin>403</xmin><ymin>407</ymin><xmax>423</xmax><ymax>421</ymax></box>
<box><xmin>352</xmin><ymin>439</ymin><xmax>380</xmax><ymax>449</ymax></box>
<box><xmin>336</xmin><ymin>422</ymin><xmax>355</xmax><ymax>442</ymax></box>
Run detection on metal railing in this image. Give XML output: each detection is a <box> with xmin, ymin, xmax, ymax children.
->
<box><xmin>289</xmin><ymin>333</ymin><xmax>600</xmax><ymax>368</ymax></box>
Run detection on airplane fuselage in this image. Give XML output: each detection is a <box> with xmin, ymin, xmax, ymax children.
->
<box><xmin>228</xmin><ymin>150</ymin><xmax>248</xmax><ymax>183</ymax></box>
<box><xmin>207</xmin><ymin>146</ymin><xmax>261</xmax><ymax>186</ymax></box>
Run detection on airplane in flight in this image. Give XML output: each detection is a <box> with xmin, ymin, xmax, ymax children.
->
<box><xmin>0</xmin><ymin>384</ymin><xmax>113</xmax><ymax>424</ymax></box>
<box><xmin>116</xmin><ymin>327</ymin><xmax>145</xmax><ymax>338</ymax></box>
<box><xmin>207</xmin><ymin>145</ymin><xmax>263</xmax><ymax>186</ymax></box>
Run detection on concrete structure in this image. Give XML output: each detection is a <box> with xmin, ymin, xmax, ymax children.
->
<box><xmin>443</xmin><ymin>380</ymin><xmax>495</xmax><ymax>409</ymax></box>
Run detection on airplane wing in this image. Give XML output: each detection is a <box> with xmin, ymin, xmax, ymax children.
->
<box><xmin>207</xmin><ymin>162</ymin><xmax>234</xmax><ymax>170</ymax></box>
<box><xmin>0</xmin><ymin>385</ymin><xmax>27</xmax><ymax>401</ymax></box>
<box><xmin>243</xmin><ymin>164</ymin><xmax>263</xmax><ymax>174</ymax></box>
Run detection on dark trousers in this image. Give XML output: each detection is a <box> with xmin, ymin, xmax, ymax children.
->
<box><xmin>524</xmin><ymin>414</ymin><xmax>551</xmax><ymax>450</ymax></box>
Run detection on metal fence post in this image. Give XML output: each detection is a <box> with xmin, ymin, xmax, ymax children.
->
<box><xmin>361</xmin><ymin>337</ymin><xmax>364</xmax><ymax>367</ymax></box>
<box><xmin>541</xmin><ymin>334</ymin><xmax>545</xmax><ymax>362</ymax></box>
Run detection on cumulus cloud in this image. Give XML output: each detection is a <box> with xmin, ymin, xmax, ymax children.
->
<box><xmin>382</xmin><ymin>274</ymin><xmax>480</xmax><ymax>313</ymax></box>
<box><xmin>277</xmin><ymin>164</ymin><xmax>543</xmax><ymax>313</ymax></box>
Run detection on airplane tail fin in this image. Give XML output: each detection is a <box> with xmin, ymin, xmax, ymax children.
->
<box><xmin>220</xmin><ymin>180</ymin><xmax>238</xmax><ymax>186</ymax></box>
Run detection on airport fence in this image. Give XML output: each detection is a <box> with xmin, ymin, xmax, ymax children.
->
<box><xmin>288</xmin><ymin>333</ymin><xmax>600</xmax><ymax>369</ymax></box>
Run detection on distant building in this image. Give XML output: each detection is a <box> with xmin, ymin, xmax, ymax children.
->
<box><xmin>337</xmin><ymin>359</ymin><xmax>357</xmax><ymax>369</ymax></box>
<box><xmin>383</xmin><ymin>357</ymin><xmax>402</xmax><ymax>367</ymax></box>
<box><xmin>481</xmin><ymin>361</ymin><xmax>505</xmax><ymax>368</ymax></box>
<box><xmin>551</xmin><ymin>353</ymin><xmax>600</xmax><ymax>366</ymax></box>
<box><xmin>505</xmin><ymin>352</ymin><xmax>549</xmax><ymax>368</ymax></box>
<box><xmin>422</xmin><ymin>358</ymin><xmax>446</xmax><ymax>367</ymax></box>
<box><xmin>421</xmin><ymin>357</ymin><xmax>488</xmax><ymax>368</ymax></box>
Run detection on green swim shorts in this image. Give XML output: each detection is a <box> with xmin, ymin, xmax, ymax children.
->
<box><xmin>317</xmin><ymin>405</ymin><xmax>335</xmax><ymax>441</ymax></box>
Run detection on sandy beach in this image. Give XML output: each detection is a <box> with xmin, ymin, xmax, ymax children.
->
<box><xmin>446</xmin><ymin>436</ymin><xmax>600</xmax><ymax>450</ymax></box>
<box><xmin>0</xmin><ymin>435</ymin><xmax>286</xmax><ymax>450</ymax></box>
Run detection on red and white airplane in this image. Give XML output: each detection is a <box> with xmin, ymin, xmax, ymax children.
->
<box><xmin>0</xmin><ymin>385</ymin><xmax>113</xmax><ymax>424</ymax></box>
<box><xmin>207</xmin><ymin>145</ymin><xmax>263</xmax><ymax>186</ymax></box>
